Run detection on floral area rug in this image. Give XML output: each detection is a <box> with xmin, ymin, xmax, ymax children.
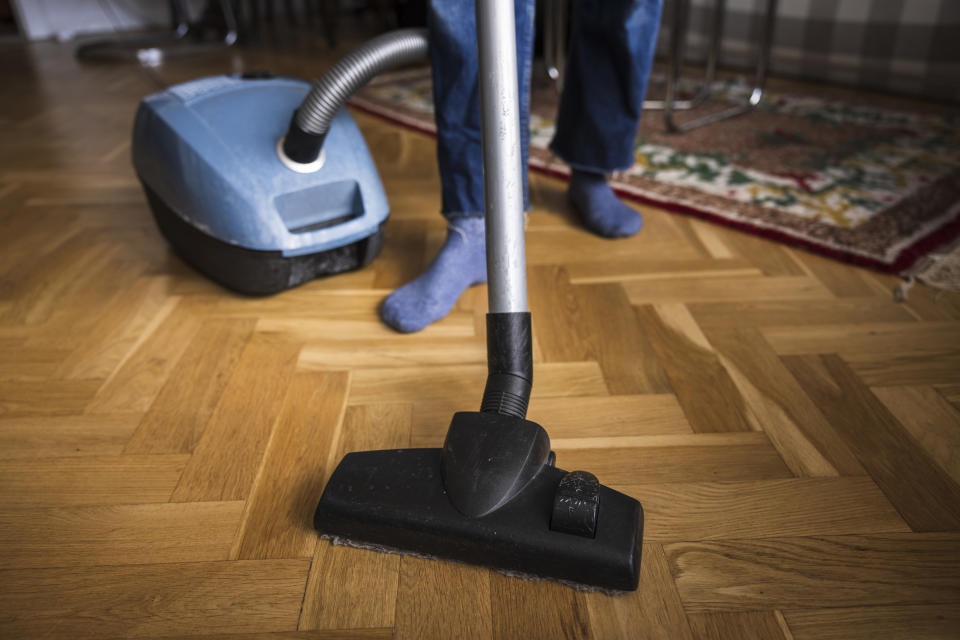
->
<box><xmin>350</xmin><ymin>69</ymin><xmax>960</xmax><ymax>273</ymax></box>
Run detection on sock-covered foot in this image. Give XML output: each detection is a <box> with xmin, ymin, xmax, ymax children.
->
<box><xmin>381</xmin><ymin>217</ymin><xmax>487</xmax><ymax>333</ymax></box>
<box><xmin>568</xmin><ymin>169</ymin><xmax>643</xmax><ymax>238</ymax></box>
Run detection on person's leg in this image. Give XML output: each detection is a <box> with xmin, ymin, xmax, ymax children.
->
<box><xmin>549</xmin><ymin>0</ymin><xmax>663</xmax><ymax>238</ymax></box>
<box><xmin>380</xmin><ymin>216</ymin><xmax>487</xmax><ymax>333</ymax></box>
<box><xmin>382</xmin><ymin>0</ymin><xmax>535</xmax><ymax>333</ymax></box>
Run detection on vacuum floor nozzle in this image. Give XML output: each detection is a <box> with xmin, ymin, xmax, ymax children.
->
<box><xmin>314</xmin><ymin>413</ymin><xmax>644</xmax><ymax>591</ymax></box>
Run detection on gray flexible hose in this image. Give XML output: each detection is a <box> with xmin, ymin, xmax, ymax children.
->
<box><xmin>295</xmin><ymin>28</ymin><xmax>429</xmax><ymax>137</ymax></box>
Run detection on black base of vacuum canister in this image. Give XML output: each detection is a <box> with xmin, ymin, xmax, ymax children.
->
<box><xmin>142</xmin><ymin>183</ymin><xmax>384</xmax><ymax>296</ymax></box>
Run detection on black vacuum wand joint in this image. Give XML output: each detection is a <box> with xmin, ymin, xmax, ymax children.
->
<box><xmin>480</xmin><ymin>311</ymin><xmax>533</xmax><ymax>418</ymax></box>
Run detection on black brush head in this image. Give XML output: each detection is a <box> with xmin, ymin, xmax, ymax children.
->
<box><xmin>313</xmin><ymin>445</ymin><xmax>644</xmax><ymax>591</ymax></box>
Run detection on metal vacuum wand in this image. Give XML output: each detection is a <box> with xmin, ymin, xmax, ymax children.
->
<box><xmin>477</xmin><ymin>0</ymin><xmax>528</xmax><ymax>315</ymax></box>
<box><xmin>475</xmin><ymin>0</ymin><xmax>534</xmax><ymax>420</ymax></box>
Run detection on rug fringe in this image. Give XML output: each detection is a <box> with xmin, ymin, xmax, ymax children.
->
<box><xmin>894</xmin><ymin>276</ymin><xmax>916</xmax><ymax>302</ymax></box>
<box><xmin>899</xmin><ymin>235</ymin><xmax>960</xmax><ymax>297</ymax></box>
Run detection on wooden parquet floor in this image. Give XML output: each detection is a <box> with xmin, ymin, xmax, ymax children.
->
<box><xmin>2</xmin><ymin>36</ymin><xmax>960</xmax><ymax>640</ymax></box>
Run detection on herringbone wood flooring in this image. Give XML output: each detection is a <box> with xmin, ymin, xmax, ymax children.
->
<box><xmin>1</xmin><ymin>37</ymin><xmax>960</xmax><ymax>640</ymax></box>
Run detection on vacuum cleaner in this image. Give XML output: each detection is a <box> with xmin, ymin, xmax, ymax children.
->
<box><xmin>132</xmin><ymin>29</ymin><xmax>429</xmax><ymax>294</ymax></box>
<box><xmin>132</xmin><ymin>0</ymin><xmax>643</xmax><ymax>590</ymax></box>
<box><xmin>312</xmin><ymin>1</ymin><xmax>645</xmax><ymax>591</ymax></box>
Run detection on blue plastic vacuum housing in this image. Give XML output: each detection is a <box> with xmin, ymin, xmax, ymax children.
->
<box><xmin>132</xmin><ymin>74</ymin><xmax>389</xmax><ymax>295</ymax></box>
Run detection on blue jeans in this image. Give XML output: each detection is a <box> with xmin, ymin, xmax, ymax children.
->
<box><xmin>429</xmin><ymin>0</ymin><xmax>535</xmax><ymax>220</ymax></box>
<box><xmin>429</xmin><ymin>0</ymin><xmax>663</xmax><ymax>220</ymax></box>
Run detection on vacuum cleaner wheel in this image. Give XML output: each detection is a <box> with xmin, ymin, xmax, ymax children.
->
<box><xmin>143</xmin><ymin>184</ymin><xmax>384</xmax><ymax>295</ymax></box>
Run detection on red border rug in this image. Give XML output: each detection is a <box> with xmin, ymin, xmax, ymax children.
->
<box><xmin>351</xmin><ymin>70</ymin><xmax>960</xmax><ymax>273</ymax></box>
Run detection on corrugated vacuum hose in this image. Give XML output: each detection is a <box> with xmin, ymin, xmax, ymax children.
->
<box><xmin>281</xmin><ymin>28</ymin><xmax>429</xmax><ymax>165</ymax></box>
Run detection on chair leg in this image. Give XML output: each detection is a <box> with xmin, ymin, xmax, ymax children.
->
<box><xmin>543</xmin><ymin>0</ymin><xmax>567</xmax><ymax>94</ymax></box>
<box><xmin>661</xmin><ymin>0</ymin><xmax>778</xmax><ymax>133</ymax></box>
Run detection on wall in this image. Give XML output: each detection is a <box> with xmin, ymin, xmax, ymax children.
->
<box><xmin>11</xmin><ymin>0</ymin><xmax>206</xmax><ymax>41</ymax></box>
<box><xmin>671</xmin><ymin>0</ymin><xmax>959</xmax><ymax>101</ymax></box>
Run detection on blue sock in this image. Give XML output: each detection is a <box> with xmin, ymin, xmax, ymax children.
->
<box><xmin>568</xmin><ymin>169</ymin><xmax>643</xmax><ymax>238</ymax></box>
<box><xmin>381</xmin><ymin>217</ymin><xmax>487</xmax><ymax>333</ymax></box>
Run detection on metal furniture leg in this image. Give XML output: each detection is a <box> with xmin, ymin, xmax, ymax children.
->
<box><xmin>649</xmin><ymin>0</ymin><xmax>777</xmax><ymax>133</ymax></box>
<box><xmin>644</xmin><ymin>0</ymin><xmax>723</xmax><ymax>110</ymax></box>
<box><xmin>543</xmin><ymin>0</ymin><xmax>567</xmax><ymax>93</ymax></box>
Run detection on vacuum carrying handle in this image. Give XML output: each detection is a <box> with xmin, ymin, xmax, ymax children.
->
<box><xmin>476</xmin><ymin>0</ymin><xmax>533</xmax><ymax>418</ymax></box>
